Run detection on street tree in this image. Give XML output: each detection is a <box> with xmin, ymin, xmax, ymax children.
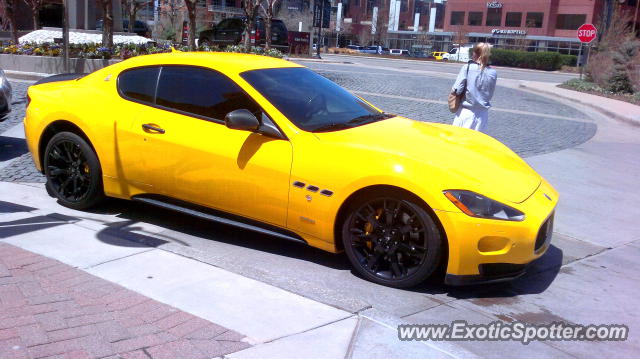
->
<box><xmin>242</xmin><ymin>0</ymin><xmax>261</xmax><ymax>50</ymax></box>
<box><xmin>184</xmin><ymin>0</ymin><xmax>197</xmax><ymax>49</ymax></box>
<box><xmin>0</xmin><ymin>0</ymin><xmax>19</xmax><ymax>43</ymax></box>
<box><xmin>159</xmin><ymin>0</ymin><xmax>182</xmax><ymax>41</ymax></box>
<box><xmin>22</xmin><ymin>0</ymin><xmax>45</xmax><ymax>30</ymax></box>
<box><xmin>260</xmin><ymin>0</ymin><xmax>279</xmax><ymax>50</ymax></box>
<box><xmin>96</xmin><ymin>0</ymin><xmax>114</xmax><ymax>47</ymax></box>
<box><xmin>122</xmin><ymin>0</ymin><xmax>151</xmax><ymax>33</ymax></box>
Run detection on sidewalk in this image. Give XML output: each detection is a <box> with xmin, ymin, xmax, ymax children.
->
<box><xmin>519</xmin><ymin>81</ymin><xmax>640</xmax><ymax>126</ymax></box>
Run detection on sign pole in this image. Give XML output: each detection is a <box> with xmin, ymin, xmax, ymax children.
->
<box><xmin>62</xmin><ymin>0</ymin><xmax>69</xmax><ymax>73</ymax></box>
<box><xmin>576</xmin><ymin>23</ymin><xmax>597</xmax><ymax>81</ymax></box>
<box><xmin>578</xmin><ymin>42</ymin><xmax>583</xmax><ymax>80</ymax></box>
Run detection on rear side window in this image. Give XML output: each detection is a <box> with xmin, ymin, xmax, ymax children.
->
<box><xmin>217</xmin><ymin>19</ymin><xmax>232</xmax><ymax>30</ymax></box>
<box><xmin>118</xmin><ymin>67</ymin><xmax>160</xmax><ymax>104</ymax></box>
<box><xmin>155</xmin><ymin>66</ymin><xmax>259</xmax><ymax>121</ymax></box>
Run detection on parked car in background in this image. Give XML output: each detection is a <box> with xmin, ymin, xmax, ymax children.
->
<box><xmin>346</xmin><ymin>45</ymin><xmax>364</xmax><ymax>51</ymax></box>
<box><xmin>198</xmin><ymin>17</ymin><xmax>289</xmax><ymax>50</ymax></box>
<box><xmin>0</xmin><ymin>69</ymin><xmax>12</xmax><ymax>121</ymax></box>
<box><xmin>389</xmin><ymin>49</ymin><xmax>409</xmax><ymax>56</ymax></box>
<box><xmin>442</xmin><ymin>44</ymin><xmax>473</xmax><ymax>62</ymax></box>
<box><xmin>95</xmin><ymin>19</ymin><xmax>151</xmax><ymax>37</ymax></box>
<box><xmin>431</xmin><ymin>51</ymin><xmax>448</xmax><ymax>61</ymax></box>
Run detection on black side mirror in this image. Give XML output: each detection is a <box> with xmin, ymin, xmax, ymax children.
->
<box><xmin>225</xmin><ymin>109</ymin><xmax>260</xmax><ymax>132</ymax></box>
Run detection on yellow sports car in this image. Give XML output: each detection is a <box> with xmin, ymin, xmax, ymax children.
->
<box><xmin>24</xmin><ymin>52</ymin><xmax>557</xmax><ymax>288</ymax></box>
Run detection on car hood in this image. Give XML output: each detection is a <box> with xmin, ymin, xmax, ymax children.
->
<box><xmin>313</xmin><ymin>117</ymin><xmax>541</xmax><ymax>204</ymax></box>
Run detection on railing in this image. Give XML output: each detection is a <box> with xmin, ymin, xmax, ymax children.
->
<box><xmin>207</xmin><ymin>5</ymin><xmax>244</xmax><ymax>14</ymax></box>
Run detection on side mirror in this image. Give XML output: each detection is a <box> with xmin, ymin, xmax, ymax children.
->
<box><xmin>224</xmin><ymin>109</ymin><xmax>260</xmax><ymax>132</ymax></box>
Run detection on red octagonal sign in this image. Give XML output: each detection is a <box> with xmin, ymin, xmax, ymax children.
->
<box><xmin>577</xmin><ymin>23</ymin><xmax>597</xmax><ymax>43</ymax></box>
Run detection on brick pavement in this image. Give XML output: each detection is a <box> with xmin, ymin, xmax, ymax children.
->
<box><xmin>0</xmin><ymin>242</ymin><xmax>250</xmax><ymax>359</ymax></box>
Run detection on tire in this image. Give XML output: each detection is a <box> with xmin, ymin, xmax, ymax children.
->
<box><xmin>341</xmin><ymin>191</ymin><xmax>443</xmax><ymax>288</ymax></box>
<box><xmin>43</xmin><ymin>132</ymin><xmax>104</xmax><ymax>210</ymax></box>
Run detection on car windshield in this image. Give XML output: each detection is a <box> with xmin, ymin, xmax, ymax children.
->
<box><xmin>241</xmin><ymin>67</ymin><xmax>393</xmax><ymax>132</ymax></box>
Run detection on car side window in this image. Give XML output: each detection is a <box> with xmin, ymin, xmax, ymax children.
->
<box><xmin>232</xmin><ymin>19</ymin><xmax>244</xmax><ymax>30</ymax></box>
<box><xmin>118</xmin><ymin>66</ymin><xmax>160</xmax><ymax>104</ymax></box>
<box><xmin>155</xmin><ymin>66</ymin><xmax>260</xmax><ymax>121</ymax></box>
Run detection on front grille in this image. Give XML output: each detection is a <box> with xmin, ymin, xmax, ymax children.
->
<box><xmin>535</xmin><ymin>213</ymin><xmax>554</xmax><ymax>251</ymax></box>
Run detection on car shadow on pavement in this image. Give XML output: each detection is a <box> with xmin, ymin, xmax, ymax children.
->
<box><xmin>84</xmin><ymin>198</ymin><xmax>350</xmax><ymax>271</ymax></box>
<box><xmin>0</xmin><ymin>136</ymin><xmax>28</xmax><ymax>162</ymax></box>
<box><xmin>403</xmin><ymin>244</ymin><xmax>563</xmax><ymax>299</ymax></box>
<box><xmin>50</xmin><ymin>197</ymin><xmax>563</xmax><ymax>296</ymax></box>
<box><xmin>0</xmin><ymin>213</ymin><xmax>79</xmax><ymax>239</ymax></box>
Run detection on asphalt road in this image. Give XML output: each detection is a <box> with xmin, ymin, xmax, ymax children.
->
<box><xmin>304</xmin><ymin>54</ymin><xmax>580</xmax><ymax>83</ymax></box>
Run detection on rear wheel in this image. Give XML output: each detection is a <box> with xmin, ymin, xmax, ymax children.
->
<box><xmin>44</xmin><ymin>132</ymin><xmax>104</xmax><ymax>210</ymax></box>
<box><xmin>341</xmin><ymin>192</ymin><xmax>443</xmax><ymax>288</ymax></box>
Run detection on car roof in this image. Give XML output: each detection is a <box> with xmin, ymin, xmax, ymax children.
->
<box><xmin>114</xmin><ymin>51</ymin><xmax>303</xmax><ymax>74</ymax></box>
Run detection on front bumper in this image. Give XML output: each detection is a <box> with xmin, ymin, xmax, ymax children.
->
<box><xmin>437</xmin><ymin>179</ymin><xmax>558</xmax><ymax>286</ymax></box>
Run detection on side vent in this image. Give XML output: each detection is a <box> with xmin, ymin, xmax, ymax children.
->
<box><xmin>320</xmin><ymin>190</ymin><xmax>334</xmax><ymax>197</ymax></box>
<box><xmin>293</xmin><ymin>181</ymin><xmax>305</xmax><ymax>188</ymax></box>
<box><xmin>306</xmin><ymin>185</ymin><xmax>319</xmax><ymax>192</ymax></box>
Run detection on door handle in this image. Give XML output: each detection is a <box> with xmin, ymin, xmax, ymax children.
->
<box><xmin>142</xmin><ymin>124</ymin><xmax>165</xmax><ymax>134</ymax></box>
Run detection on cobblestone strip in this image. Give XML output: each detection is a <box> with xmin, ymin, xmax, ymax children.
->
<box><xmin>0</xmin><ymin>242</ymin><xmax>250</xmax><ymax>359</ymax></box>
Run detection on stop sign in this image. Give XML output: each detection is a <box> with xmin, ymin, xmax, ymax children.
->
<box><xmin>577</xmin><ymin>24</ymin><xmax>597</xmax><ymax>43</ymax></box>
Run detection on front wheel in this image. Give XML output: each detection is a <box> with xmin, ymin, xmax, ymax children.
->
<box><xmin>342</xmin><ymin>194</ymin><xmax>443</xmax><ymax>288</ymax></box>
<box><xmin>44</xmin><ymin>132</ymin><xmax>104</xmax><ymax>210</ymax></box>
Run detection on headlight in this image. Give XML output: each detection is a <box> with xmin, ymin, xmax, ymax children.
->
<box><xmin>443</xmin><ymin>190</ymin><xmax>525</xmax><ymax>221</ymax></box>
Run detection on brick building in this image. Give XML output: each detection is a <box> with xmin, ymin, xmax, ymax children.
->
<box><xmin>443</xmin><ymin>0</ymin><xmax>639</xmax><ymax>55</ymax></box>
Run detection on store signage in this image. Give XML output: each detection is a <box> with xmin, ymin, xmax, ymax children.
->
<box><xmin>487</xmin><ymin>1</ymin><xmax>503</xmax><ymax>8</ymax></box>
<box><xmin>492</xmin><ymin>29</ymin><xmax>526</xmax><ymax>35</ymax></box>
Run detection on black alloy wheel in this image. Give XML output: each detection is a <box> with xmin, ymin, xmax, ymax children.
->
<box><xmin>44</xmin><ymin>132</ymin><xmax>104</xmax><ymax>210</ymax></box>
<box><xmin>342</xmin><ymin>194</ymin><xmax>443</xmax><ymax>288</ymax></box>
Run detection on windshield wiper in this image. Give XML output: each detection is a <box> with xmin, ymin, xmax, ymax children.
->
<box><xmin>311</xmin><ymin>122</ymin><xmax>354</xmax><ymax>132</ymax></box>
<box><xmin>311</xmin><ymin>113</ymin><xmax>395</xmax><ymax>133</ymax></box>
<box><xmin>346</xmin><ymin>113</ymin><xmax>394</xmax><ymax>125</ymax></box>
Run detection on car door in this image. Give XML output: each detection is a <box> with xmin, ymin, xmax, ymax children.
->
<box><xmin>127</xmin><ymin>65</ymin><xmax>293</xmax><ymax>227</ymax></box>
<box><xmin>113</xmin><ymin>65</ymin><xmax>162</xmax><ymax>192</ymax></box>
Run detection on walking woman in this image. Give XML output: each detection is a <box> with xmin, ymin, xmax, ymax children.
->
<box><xmin>450</xmin><ymin>43</ymin><xmax>497</xmax><ymax>133</ymax></box>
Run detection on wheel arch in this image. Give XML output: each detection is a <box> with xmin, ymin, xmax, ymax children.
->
<box><xmin>333</xmin><ymin>185</ymin><xmax>449</xmax><ymax>263</ymax></box>
<box><xmin>38</xmin><ymin>120</ymin><xmax>97</xmax><ymax>174</ymax></box>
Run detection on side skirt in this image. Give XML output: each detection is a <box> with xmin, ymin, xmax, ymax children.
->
<box><xmin>131</xmin><ymin>195</ymin><xmax>308</xmax><ymax>245</ymax></box>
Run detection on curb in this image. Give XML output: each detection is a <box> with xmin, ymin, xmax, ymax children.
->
<box><xmin>5</xmin><ymin>70</ymin><xmax>50</xmax><ymax>81</ymax></box>
<box><xmin>519</xmin><ymin>82</ymin><xmax>640</xmax><ymax>127</ymax></box>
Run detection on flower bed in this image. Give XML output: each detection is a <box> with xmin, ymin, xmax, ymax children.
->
<box><xmin>0</xmin><ymin>42</ymin><xmax>284</xmax><ymax>60</ymax></box>
<box><xmin>559</xmin><ymin>78</ymin><xmax>640</xmax><ymax>105</ymax></box>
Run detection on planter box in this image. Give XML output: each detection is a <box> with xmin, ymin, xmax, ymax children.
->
<box><xmin>0</xmin><ymin>54</ymin><xmax>121</xmax><ymax>75</ymax></box>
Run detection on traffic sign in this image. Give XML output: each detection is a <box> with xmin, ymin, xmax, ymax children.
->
<box><xmin>577</xmin><ymin>23</ymin><xmax>597</xmax><ymax>43</ymax></box>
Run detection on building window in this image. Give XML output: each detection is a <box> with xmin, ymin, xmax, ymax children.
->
<box><xmin>526</xmin><ymin>12</ymin><xmax>544</xmax><ymax>28</ymax></box>
<box><xmin>486</xmin><ymin>8</ymin><xmax>502</xmax><ymax>26</ymax></box>
<box><xmin>556</xmin><ymin>14</ymin><xmax>587</xmax><ymax>30</ymax></box>
<box><xmin>468</xmin><ymin>11</ymin><xmax>483</xmax><ymax>26</ymax></box>
<box><xmin>451</xmin><ymin>11</ymin><xmax>465</xmax><ymax>26</ymax></box>
<box><xmin>505</xmin><ymin>12</ymin><xmax>522</xmax><ymax>27</ymax></box>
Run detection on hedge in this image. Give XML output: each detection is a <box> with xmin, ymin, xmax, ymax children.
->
<box><xmin>489</xmin><ymin>48</ymin><xmax>576</xmax><ymax>71</ymax></box>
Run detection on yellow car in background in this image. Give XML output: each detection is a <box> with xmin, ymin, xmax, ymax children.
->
<box><xmin>431</xmin><ymin>51</ymin><xmax>448</xmax><ymax>61</ymax></box>
<box><xmin>24</xmin><ymin>52</ymin><xmax>558</xmax><ymax>288</ymax></box>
